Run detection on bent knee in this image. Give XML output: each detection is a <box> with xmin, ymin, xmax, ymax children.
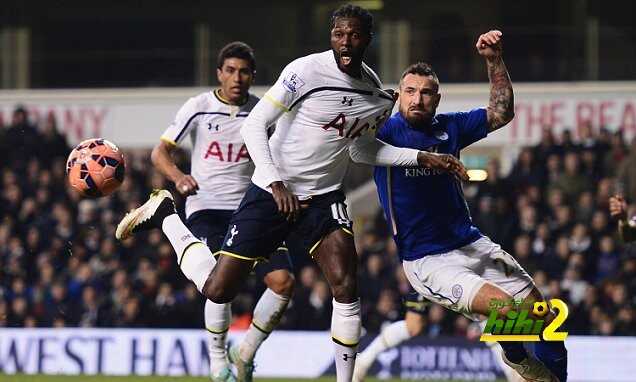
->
<box><xmin>203</xmin><ymin>281</ymin><xmax>235</xmax><ymax>304</ymax></box>
<box><xmin>266</xmin><ymin>272</ymin><xmax>295</xmax><ymax>297</ymax></box>
<box><xmin>406</xmin><ymin>314</ymin><xmax>425</xmax><ymax>336</ymax></box>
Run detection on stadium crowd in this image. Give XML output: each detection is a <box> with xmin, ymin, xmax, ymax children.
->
<box><xmin>0</xmin><ymin>106</ymin><xmax>635</xmax><ymax>337</ymax></box>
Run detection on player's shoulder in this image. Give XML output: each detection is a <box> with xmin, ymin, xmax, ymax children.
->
<box><xmin>437</xmin><ymin>108</ymin><xmax>486</xmax><ymax>121</ymax></box>
<box><xmin>283</xmin><ymin>52</ymin><xmax>323</xmax><ymax>74</ymax></box>
<box><xmin>174</xmin><ymin>92</ymin><xmax>214</xmax><ymax>118</ymax></box>
<box><xmin>183</xmin><ymin>91</ymin><xmax>215</xmax><ymax>111</ymax></box>
<box><xmin>361</xmin><ymin>62</ymin><xmax>382</xmax><ymax>88</ymax></box>
<box><xmin>386</xmin><ymin>112</ymin><xmax>409</xmax><ymax>130</ymax></box>
<box><xmin>377</xmin><ymin>112</ymin><xmax>404</xmax><ymax>141</ymax></box>
<box><xmin>281</xmin><ymin>51</ymin><xmax>331</xmax><ymax>82</ymax></box>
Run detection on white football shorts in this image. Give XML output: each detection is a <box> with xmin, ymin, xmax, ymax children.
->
<box><xmin>402</xmin><ymin>236</ymin><xmax>534</xmax><ymax>320</ymax></box>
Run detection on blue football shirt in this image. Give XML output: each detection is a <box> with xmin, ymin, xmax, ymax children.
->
<box><xmin>373</xmin><ymin>109</ymin><xmax>488</xmax><ymax>261</ymax></box>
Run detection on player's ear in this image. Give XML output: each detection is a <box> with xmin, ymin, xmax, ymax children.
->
<box><xmin>216</xmin><ymin>67</ymin><xmax>223</xmax><ymax>83</ymax></box>
<box><xmin>433</xmin><ymin>93</ymin><xmax>441</xmax><ymax>109</ymax></box>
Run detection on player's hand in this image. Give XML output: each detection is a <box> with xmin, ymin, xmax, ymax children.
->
<box><xmin>417</xmin><ymin>152</ymin><xmax>469</xmax><ymax>181</ymax></box>
<box><xmin>175</xmin><ymin>174</ymin><xmax>199</xmax><ymax>196</ymax></box>
<box><xmin>609</xmin><ymin>195</ymin><xmax>628</xmax><ymax>221</ymax></box>
<box><xmin>476</xmin><ymin>30</ymin><xmax>503</xmax><ymax>59</ymax></box>
<box><xmin>271</xmin><ymin>181</ymin><xmax>301</xmax><ymax>221</ymax></box>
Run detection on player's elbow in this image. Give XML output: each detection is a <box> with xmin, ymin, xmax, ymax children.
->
<box><xmin>150</xmin><ymin>145</ymin><xmax>160</xmax><ymax>166</ymax></box>
<box><xmin>150</xmin><ymin>144</ymin><xmax>163</xmax><ymax>167</ymax></box>
<box><xmin>151</xmin><ymin>141</ymin><xmax>172</xmax><ymax>167</ymax></box>
<box><xmin>503</xmin><ymin>109</ymin><xmax>515</xmax><ymax>125</ymax></box>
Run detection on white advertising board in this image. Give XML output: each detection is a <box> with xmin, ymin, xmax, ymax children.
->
<box><xmin>0</xmin><ymin>82</ymin><xmax>634</xmax><ymax>148</ymax></box>
<box><xmin>0</xmin><ymin>329</ymin><xmax>634</xmax><ymax>381</ymax></box>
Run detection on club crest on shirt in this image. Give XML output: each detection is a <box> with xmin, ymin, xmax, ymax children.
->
<box><xmin>282</xmin><ymin>72</ymin><xmax>305</xmax><ymax>93</ymax></box>
<box><xmin>452</xmin><ymin>284</ymin><xmax>463</xmax><ymax>299</ymax></box>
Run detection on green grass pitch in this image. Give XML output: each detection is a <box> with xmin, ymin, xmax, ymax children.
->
<box><xmin>0</xmin><ymin>375</ymin><xmax>507</xmax><ymax>382</ymax></box>
<box><xmin>0</xmin><ymin>376</ymin><xmax>392</xmax><ymax>382</ymax></box>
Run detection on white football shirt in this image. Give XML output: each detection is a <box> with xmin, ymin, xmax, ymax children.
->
<box><xmin>161</xmin><ymin>90</ymin><xmax>257</xmax><ymax>217</ymax></box>
<box><xmin>252</xmin><ymin>50</ymin><xmax>397</xmax><ymax>197</ymax></box>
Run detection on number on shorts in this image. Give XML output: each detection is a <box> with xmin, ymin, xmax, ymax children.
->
<box><xmin>331</xmin><ymin>202</ymin><xmax>352</xmax><ymax>227</ymax></box>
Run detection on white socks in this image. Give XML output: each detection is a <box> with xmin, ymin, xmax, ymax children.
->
<box><xmin>239</xmin><ymin>288</ymin><xmax>290</xmax><ymax>362</ymax></box>
<box><xmin>205</xmin><ymin>299</ymin><xmax>231</xmax><ymax>375</ymax></box>
<box><xmin>331</xmin><ymin>298</ymin><xmax>361</xmax><ymax>382</ymax></box>
<box><xmin>162</xmin><ymin>214</ymin><xmax>216</xmax><ymax>292</ymax></box>
<box><xmin>359</xmin><ymin>320</ymin><xmax>410</xmax><ymax>365</ymax></box>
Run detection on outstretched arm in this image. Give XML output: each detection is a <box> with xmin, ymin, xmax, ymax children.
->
<box><xmin>477</xmin><ymin>30</ymin><xmax>514</xmax><ymax>133</ymax></box>
<box><xmin>349</xmin><ymin>133</ymin><xmax>468</xmax><ymax>180</ymax></box>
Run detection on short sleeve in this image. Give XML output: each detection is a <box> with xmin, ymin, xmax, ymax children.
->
<box><xmin>160</xmin><ymin>97</ymin><xmax>200</xmax><ymax>146</ymax></box>
<box><xmin>454</xmin><ymin>108</ymin><xmax>488</xmax><ymax>149</ymax></box>
<box><xmin>262</xmin><ymin>58</ymin><xmax>312</xmax><ymax>112</ymax></box>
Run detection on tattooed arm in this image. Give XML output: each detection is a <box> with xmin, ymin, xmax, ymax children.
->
<box><xmin>476</xmin><ymin>30</ymin><xmax>514</xmax><ymax>133</ymax></box>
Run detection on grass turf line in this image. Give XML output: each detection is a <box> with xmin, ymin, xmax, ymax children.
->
<box><xmin>0</xmin><ymin>375</ymin><xmax>507</xmax><ymax>382</ymax></box>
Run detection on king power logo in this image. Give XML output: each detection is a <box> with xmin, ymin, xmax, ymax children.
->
<box><xmin>480</xmin><ymin>298</ymin><xmax>569</xmax><ymax>342</ymax></box>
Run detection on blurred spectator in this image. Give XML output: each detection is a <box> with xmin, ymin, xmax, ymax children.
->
<box><xmin>39</xmin><ymin>114</ymin><xmax>70</xmax><ymax>163</ymax></box>
<box><xmin>509</xmin><ymin>147</ymin><xmax>543</xmax><ymax>192</ymax></box>
<box><xmin>476</xmin><ymin>158</ymin><xmax>508</xmax><ymax>199</ymax></box>
<box><xmin>365</xmin><ymin>290</ymin><xmax>399</xmax><ymax>333</ymax></box>
<box><xmin>0</xmin><ymin>103</ymin><xmax>633</xmax><ymax>339</ymax></box>
<box><xmin>301</xmin><ymin>280</ymin><xmax>332</xmax><ymax>330</ymax></box>
<box><xmin>533</xmin><ymin>126</ymin><xmax>560</xmax><ymax>164</ymax></box>
<box><xmin>552</xmin><ymin>152</ymin><xmax>588</xmax><ymax>199</ymax></box>
<box><xmin>596</xmin><ymin>236</ymin><xmax>620</xmax><ymax>282</ymax></box>
<box><xmin>4</xmin><ymin>106</ymin><xmax>41</xmax><ymax>170</ymax></box>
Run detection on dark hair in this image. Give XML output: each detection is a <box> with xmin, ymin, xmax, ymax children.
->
<box><xmin>217</xmin><ymin>41</ymin><xmax>256</xmax><ymax>73</ymax></box>
<box><xmin>331</xmin><ymin>4</ymin><xmax>374</xmax><ymax>37</ymax></box>
<box><xmin>400</xmin><ymin>62</ymin><xmax>438</xmax><ymax>81</ymax></box>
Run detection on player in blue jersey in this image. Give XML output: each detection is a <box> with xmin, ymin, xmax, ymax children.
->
<box><xmin>372</xmin><ymin>31</ymin><xmax>567</xmax><ymax>382</ymax></box>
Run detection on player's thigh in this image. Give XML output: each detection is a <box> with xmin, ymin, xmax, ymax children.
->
<box><xmin>207</xmin><ymin>253</ymin><xmax>259</xmax><ymax>303</ymax></box>
<box><xmin>292</xmin><ymin>190</ymin><xmax>357</xmax><ymax>298</ymax></box>
<box><xmin>475</xmin><ymin>236</ymin><xmax>535</xmax><ymax>303</ymax></box>
<box><xmin>292</xmin><ymin>189</ymin><xmax>353</xmax><ymax>259</ymax></box>
<box><xmin>219</xmin><ymin>184</ymin><xmax>290</xmax><ymax>262</ymax></box>
<box><xmin>402</xmin><ymin>253</ymin><xmax>486</xmax><ymax>319</ymax></box>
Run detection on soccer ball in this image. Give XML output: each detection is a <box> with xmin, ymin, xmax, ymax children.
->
<box><xmin>66</xmin><ymin>138</ymin><xmax>125</xmax><ymax>198</ymax></box>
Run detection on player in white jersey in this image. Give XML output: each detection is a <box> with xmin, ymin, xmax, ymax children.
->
<box><xmin>115</xmin><ymin>6</ymin><xmax>466</xmax><ymax>382</ymax></box>
<box><xmin>125</xmin><ymin>42</ymin><xmax>295</xmax><ymax>382</ymax></box>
